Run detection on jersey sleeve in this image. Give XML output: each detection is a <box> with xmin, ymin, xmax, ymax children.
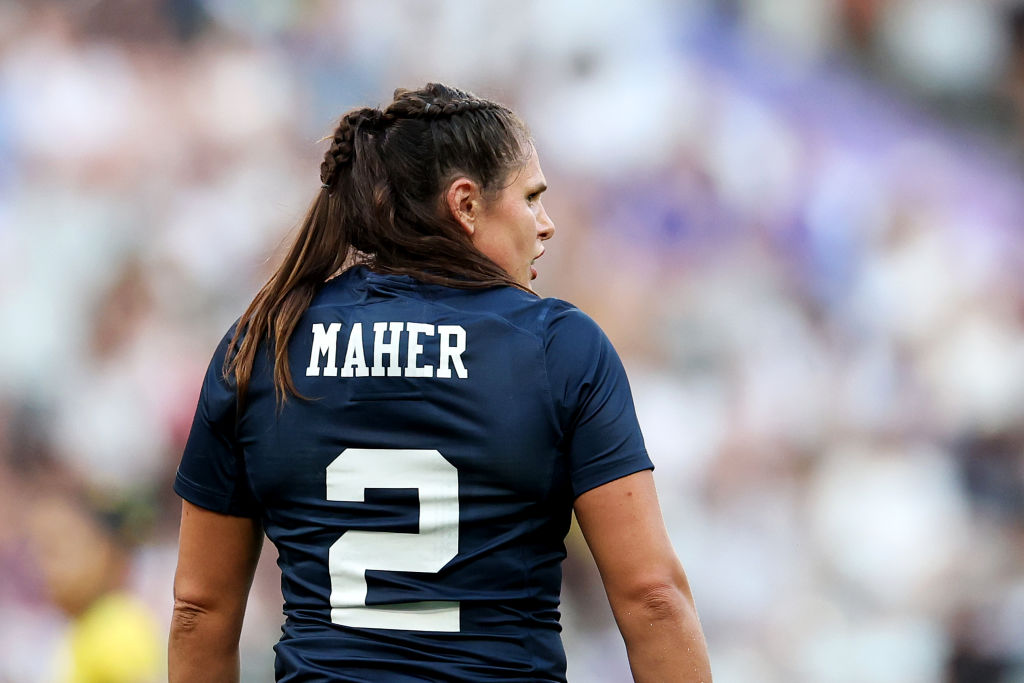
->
<box><xmin>174</xmin><ymin>327</ymin><xmax>259</xmax><ymax>517</ymax></box>
<box><xmin>543</xmin><ymin>302</ymin><xmax>653</xmax><ymax>498</ymax></box>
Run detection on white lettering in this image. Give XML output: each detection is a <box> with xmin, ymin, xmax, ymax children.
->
<box><xmin>372</xmin><ymin>322</ymin><xmax>404</xmax><ymax>377</ymax></box>
<box><xmin>307</xmin><ymin>323</ymin><xmax>341</xmax><ymax>377</ymax></box>
<box><xmin>308</xmin><ymin>320</ymin><xmax>467</xmax><ymax>380</ymax></box>
<box><xmin>437</xmin><ymin>325</ymin><xmax>467</xmax><ymax>379</ymax></box>
<box><xmin>340</xmin><ymin>322</ymin><xmax>369</xmax><ymax>377</ymax></box>
<box><xmin>405</xmin><ymin>323</ymin><xmax>435</xmax><ymax>378</ymax></box>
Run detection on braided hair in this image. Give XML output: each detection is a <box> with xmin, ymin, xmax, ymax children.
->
<box><xmin>226</xmin><ymin>83</ymin><xmax>535</xmax><ymax>404</ymax></box>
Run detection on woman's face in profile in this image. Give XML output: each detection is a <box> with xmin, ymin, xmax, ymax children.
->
<box><xmin>470</xmin><ymin>149</ymin><xmax>556</xmax><ymax>289</ymax></box>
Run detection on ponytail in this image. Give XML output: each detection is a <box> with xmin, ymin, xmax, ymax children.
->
<box><xmin>225</xmin><ymin>84</ymin><xmax>533</xmax><ymax>405</ymax></box>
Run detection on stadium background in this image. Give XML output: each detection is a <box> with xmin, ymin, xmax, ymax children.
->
<box><xmin>2</xmin><ymin>1</ymin><xmax>1024</xmax><ymax>681</ymax></box>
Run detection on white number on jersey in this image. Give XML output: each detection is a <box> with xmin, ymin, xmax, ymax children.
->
<box><xmin>325</xmin><ymin>448</ymin><xmax>460</xmax><ymax>631</ymax></box>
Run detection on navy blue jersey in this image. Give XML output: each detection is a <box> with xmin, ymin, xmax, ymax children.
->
<box><xmin>175</xmin><ymin>266</ymin><xmax>652</xmax><ymax>682</ymax></box>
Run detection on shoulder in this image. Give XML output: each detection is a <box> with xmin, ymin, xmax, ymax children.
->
<box><xmin>540</xmin><ymin>297</ymin><xmax>600</xmax><ymax>332</ymax></box>
<box><xmin>456</xmin><ymin>292</ymin><xmax>613</xmax><ymax>362</ymax></box>
<box><xmin>541</xmin><ymin>298</ymin><xmax>632</xmax><ymax>409</ymax></box>
<box><xmin>194</xmin><ymin>320</ymin><xmax>242</xmax><ymax>415</ymax></box>
<box><xmin>408</xmin><ymin>284</ymin><xmax>566</xmax><ymax>339</ymax></box>
<box><xmin>539</xmin><ymin>297</ymin><xmax>612</xmax><ymax>355</ymax></box>
<box><xmin>467</xmin><ymin>289</ymin><xmax>598</xmax><ymax>334</ymax></box>
<box><xmin>205</xmin><ymin>320</ymin><xmax>241</xmax><ymax>384</ymax></box>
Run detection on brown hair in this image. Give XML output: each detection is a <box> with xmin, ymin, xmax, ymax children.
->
<box><xmin>225</xmin><ymin>83</ymin><xmax>534</xmax><ymax>404</ymax></box>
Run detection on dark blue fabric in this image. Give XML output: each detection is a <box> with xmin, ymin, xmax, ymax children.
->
<box><xmin>175</xmin><ymin>267</ymin><xmax>652</xmax><ymax>682</ymax></box>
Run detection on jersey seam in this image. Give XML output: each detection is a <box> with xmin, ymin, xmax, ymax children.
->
<box><xmin>174</xmin><ymin>469</ymin><xmax>239</xmax><ymax>513</ymax></box>
<box><xmin>571</xmin><ymin>451</ymin><xmax>653</xmax><ymax>499</ymax></box>
<box><xmin>536</xmin><ymin>300</ymin><xmax>566</xmax><ymax>445</ymax></box>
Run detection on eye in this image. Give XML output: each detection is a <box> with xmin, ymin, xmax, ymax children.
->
<box><xmin>527</xmin><ymin>192</ymin><xmax>540</xmax><ymax>203</ymax></box>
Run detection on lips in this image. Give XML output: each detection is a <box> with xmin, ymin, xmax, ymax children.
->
<box><xmin>530</xmin><ymin>249</ymin><xmax>545</xmax><ymax>280</ymax></box>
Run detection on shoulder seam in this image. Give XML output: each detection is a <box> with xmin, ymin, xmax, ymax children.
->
<box><xmin>537</xmin><ymin>298</ymin><xmax>565</xmax><ymax>450</ymax></box>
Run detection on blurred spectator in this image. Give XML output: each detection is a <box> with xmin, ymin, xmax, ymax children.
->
<box><xmin>26</xmin><ymin>494</ymin><xmax>162</xmax><ymax>683</ymax></box>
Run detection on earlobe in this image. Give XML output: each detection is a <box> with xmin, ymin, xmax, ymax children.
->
<box><xmin>446</xmin><ymin>177</ymin><xmax>479</xmax><ymax>237</ymax></box>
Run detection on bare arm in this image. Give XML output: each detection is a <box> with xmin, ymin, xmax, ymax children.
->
<box><xmin>574</xmin><ymin>470</ymin><xmax>712</xmax><ymax>683</ymax></box>
<box><xmin>169</xmin><ymin>500</ymin><xmax>263</xmax><ymax>683</ymax></box>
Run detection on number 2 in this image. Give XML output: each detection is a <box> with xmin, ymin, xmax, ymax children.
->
<box><xmin>326</xmin><ymin>448</ymin><xmax>460</xmax><ymax>631</ymax></box>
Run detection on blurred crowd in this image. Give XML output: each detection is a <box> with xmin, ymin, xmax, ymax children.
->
<box><xmin>2</xmin><ymin>1</ymin><xmax>1024</xmax><ymax>681</ymax></box>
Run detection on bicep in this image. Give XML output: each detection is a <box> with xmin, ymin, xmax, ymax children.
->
<box><xmin>173</xmin><ymin>500</ymin><xmax>263</xmax><ymax>614</ymax></box>
<box><xmin>573</xmin><ymin>470</ymin><xmax>689</xmax><ymax>602</ymax></box>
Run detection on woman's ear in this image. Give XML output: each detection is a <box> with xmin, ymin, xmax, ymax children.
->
<box><xmin>445</xmin><ymin>177</ymin><xmax>481</xmax><ymax>237</ymax></box>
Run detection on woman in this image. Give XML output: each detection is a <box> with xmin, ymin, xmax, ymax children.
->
<box><xmin>169</xmin><ymin>83</ymin><xmax>711</xmax><ymax>682</ymax></box>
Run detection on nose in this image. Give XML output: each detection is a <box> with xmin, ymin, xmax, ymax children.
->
<box><xmin>538</xmin><ymin>206</ymin><xmax>555</xmax><ymax>241</ymax></box>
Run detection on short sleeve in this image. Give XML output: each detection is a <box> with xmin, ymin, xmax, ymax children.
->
<box><xmin>544</xmin><ymin>302</ymin><xmax>653</xmax><ymax>498</ymax></box>
<box><xmin>174</xmin><ymin>328</ymin><xmax>259</xmax><ymax>517</ymax></box>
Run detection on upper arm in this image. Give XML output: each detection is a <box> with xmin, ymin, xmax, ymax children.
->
<box><xmin>573</xmin><ymin>470</ymin><xmax>689</xmax><ymax>603</ymax></box>
<box><xmin>173</xmin><ymin>500</ymin><xmax>263</xmax><ymax>615</ymax></box>
<box><xmin>173</xmin><ymin>331</ymin><xmax>263</xmax><ymax>615</ymax></box>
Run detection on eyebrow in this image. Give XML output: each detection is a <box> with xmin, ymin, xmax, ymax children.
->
<box><xmin>528</xmin><ymin>182</ymin><xmax>548</xmax><ymax>195</ymax></box>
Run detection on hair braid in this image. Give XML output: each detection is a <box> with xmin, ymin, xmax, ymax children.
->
<box><xmin>385</xmin><ymin>88</ymin><xmax>496</xmax><ymax>122</ymax></box>
<box><xmin>320</xmin><ymin>107</ymin><xmax>384</xmax><ymax>189</ymax></box>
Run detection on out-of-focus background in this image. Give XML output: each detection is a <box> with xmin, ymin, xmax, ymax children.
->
<box><xmin>3</xmin><ymin>0</ymin><xmax>1024</xmax><ymax>681</ymax></box>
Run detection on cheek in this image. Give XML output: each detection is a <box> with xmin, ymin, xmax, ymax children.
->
<box><xmin>518</xmin><ymin>212</ymin><xmax>539</xmax><ymax>247</ymax></box>
<box><xmin>475</xmin><ymin>201</ymin><xmax>535</xmax><ymax>267</ymax></box>
<box><xmin>473</xmin><ymin>229</ymin><xmax>517</xmax><ymax>269</ymax></box>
